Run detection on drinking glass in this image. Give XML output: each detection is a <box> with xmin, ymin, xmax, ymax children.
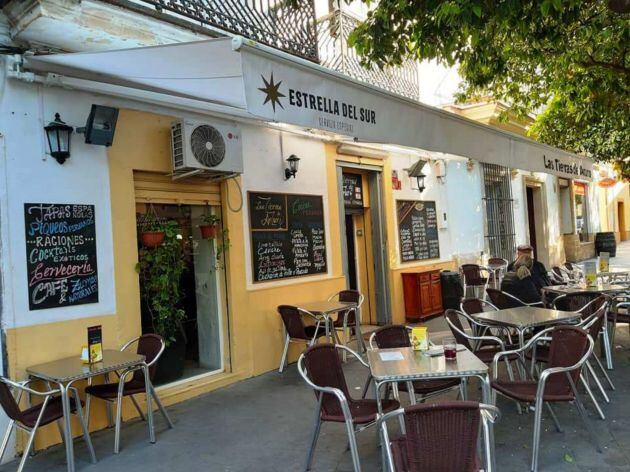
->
<box><xmin>442</xmin><ymin>336</ymin><xmax>457</xmax><ymax>360</ymax></box>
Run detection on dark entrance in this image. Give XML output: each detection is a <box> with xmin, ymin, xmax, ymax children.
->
<box><xmin>526</xmin><ymin>187</ymin><xmax>538</xmax><ymax>256</ymax></box>
<box><xmin>344</xmin><ymin>214</ymin><xmax>358</xmax><ymax>290</ymax></box>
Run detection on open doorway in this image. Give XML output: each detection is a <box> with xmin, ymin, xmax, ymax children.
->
<box><xmin>136</xmin><ymin>203</ymin><xmax>226</xmax><ymax>385</ymax></box>
<box><xmin>526</xmin><ymin>187</ymin><xmax>538</xmax><ymax>257</ymax></box>
<box><xmin>618</xmin><ymin>201</ymin><xmax>626</xmax><ymax>241</ymax></box>
<box><xmin>525</xmin><ymin>184</ymin><xmax>549</xmax><ymax>267</ymax></box>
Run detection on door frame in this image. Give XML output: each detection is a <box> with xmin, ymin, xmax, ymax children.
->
<box><xmin>336</xmin><ymin>163</ymin><xmax>391</xmax><ymax>325</ymax></box>
<box><xmin>522</xmin><ymin>177</ymin><xmax>550</xmax><ymax>268</ymax></box>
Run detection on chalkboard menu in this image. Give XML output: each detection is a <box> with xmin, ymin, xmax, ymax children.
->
<box><xmin>396</xmin><ymin>200</ymin><xmax>440</xmax><ymax>262</ymax></box>
<box><xmin>342</xmin><ymin>173</ymin><xmax>363</xmax><ymax>209</ymax></box>
<box><xmin>24</xmin><ymin>203</ymin><xmax>99</xmax><ymax>310</ymax></box>
<box><xmin>249</xmin><ymin>192</ymin><xmax>327</xmax><ymax>282</ymax></box>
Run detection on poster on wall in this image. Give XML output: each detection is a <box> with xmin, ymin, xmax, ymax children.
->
<box><xmin>342</xmin><ymin>173</ymin><xmax>363</xmax><ymax>209</ymax></box>
<box><xmin>396</xmin><ymin>200</ymin><xmax>440</xmax><ymax>262</ymax></box>
<box><xmin>24</xmin><ymin>203</ymin><xmax>99</xmax><ymax>310</ymax></box>
<box><xmin>248</xmin><ymin>192</ymin><xmax>327</xmax><ymax>282</ymax></box>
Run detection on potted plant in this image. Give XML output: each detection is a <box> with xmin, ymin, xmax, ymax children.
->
<box><xmin>139</xmin><ymin>212</ymin><xmax>166</xmax><ymax>248</ymax></box>
<box><xmin>199</xmin><ymin>214</ymin><xmax>221</xmax><ymax>240</ymax></box>
<box><xmin>135</xmin><ymin>219</ymin><xmax>187</xmax><ymax>383</ymax></box>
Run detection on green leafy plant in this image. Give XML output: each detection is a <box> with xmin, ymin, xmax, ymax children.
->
<box><xmin>215</xmin><ymin>228</ymin><xmax>231</xmax><ymax>268</ymax></box>
<box><xmin>139</xmin><ymin>211</ymin><xmax>164</xmax><ymax>232</ymax></box>
<box><xmin>200</xmin><ymin>214</ymin><xmax>221</xmax><ymax>226</ymax></box>
<box><xmin>135</xmin><ymin>220</ymin><xmax>186</xmax><ymax>346</ymax></box>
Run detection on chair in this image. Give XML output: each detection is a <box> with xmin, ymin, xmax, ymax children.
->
<box><xmin>368</xmin><ymin>325</ymin><xmax>462</xmax><ymax>402</ymax></box>
<box><xmin>328</xmin><ymin>290</ymin><xmax>365</xmax><ymax>358</ymax></box>
<box><xmin>298</xmin><ymin>344</ymin><xmax>400</xmax><ymax>472</ymax></box>
<box><xmin>277</xmin><ymin>305</ymin><xmax>332</xmax><ymax>373</ymax></box>
<box><xmin>0</xmin><ymin>378</ymin><xmax>96</xmax><ymax>472</ymax></box>
<box><xmin>487</xmin><ymin>257</ymin><xmax>508</xmax><ymax>288</ymax></box>
<box><xmin>611</xmin><ymin>293</ymin><xmax>630</xmax><ymax>346</ymax></box>
<box><xmin>549</xmin><ymin>267</ymin><xmax>567</xmax><ymax>285</ymax></box>
<box><xmin>597</xmin><ymin>271</ymin><xmax>630</xmax><ymax>284</ymax></box>
<box><xmin>486</xmin><ymin>288</ymin><xmax>543</xmax><ymax>309</ymax></box>
<box><xmin>85</xmin><ymin>334</ymin><xmax>174</xmax><ymax>453</ymax></box>
<box><xmin>491</xmin><ymin>325</ymin><xmax>601</xmax><ymax>471</ymax></box>
<box><xmin>460</xmin><ymin>264</ymin><xmax>490</xmax><ymax>299</ymax></box>
<box><xmin>378</xmin><ymin>401</ymin><xmax>500</xmax><ymax>472</ymax></box>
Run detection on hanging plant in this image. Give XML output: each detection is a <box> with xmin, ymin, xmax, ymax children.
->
<box><xmin>199</xmin><ymin>214</ymin><xmax>221</xmax><ymax>240</ymax></box>
<box><xmin>138</xmin><ymin>204</ymin><xmax>167</xmax><ymax>248</ymax></box>
<box><xmin>135</xmin><ymin>219</ymin><xmax>186</xmax><ymax>346</ymax></box>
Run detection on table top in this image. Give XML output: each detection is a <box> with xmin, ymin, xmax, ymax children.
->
<box><xmin>367</xmin><ymin>346</ymin><xmax>487</xmax><ymax>382</ymax></box>
<box><xmin>298</xmin><ymin>300</ymin><xmax>357</xmax><ymax>315</ymax></box>
<box><xmin>474</xmin><ymin>306</ymin><xmax>580</xmax><ymax>329</ymax></box>
<box><xmin>542</xmin><ymin>283</ymin><xmax>627</xmax><ymax>294</ymax></box>
<box><xmin>27</xmin><ymin>349</ymin><xmax>145</xmax><ymax>383</ymax></box>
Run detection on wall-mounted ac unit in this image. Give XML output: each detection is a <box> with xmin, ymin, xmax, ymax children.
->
<box><xmin>171</xmin><ymin>119</ymin><xmax>243</xmax><ymax>180</ymax></box>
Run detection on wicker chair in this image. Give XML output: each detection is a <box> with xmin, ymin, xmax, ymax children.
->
<box><xmin>460</xmin><ymin>264</ymin><xmax>491</xmax><ymax>299</ymax></box>
<box><xmin>377</xmin><ymin>401</ymin><xmax>500</xmax><ymax>472</ymax></box>
<box><xmin>298</xmin><ymin>344</ymin><xmax>399</xmax><ymax>472</ymax></box>
<box><xmin>368</xmin><ymin>325</ymin><xmax>462</xmax><ymax>402</ymax></box>
<box><xmin>487</xmin><ymin>257</ymin><xmax>509</xmax><ymax>288</ymax></box>
<box><xmin>492</xmin><ymin>325</ymin><xmax>601</xmax><ymax>471</ymax></box>
<box><xmin>328</xmin><ymin>290</ymin><xmax>365</xmax><ymax>360</ymax></box>
<box><xmin>486</xmin><ymin>288</ymin><xmax>543</xmax><ymax>309</ymax></box>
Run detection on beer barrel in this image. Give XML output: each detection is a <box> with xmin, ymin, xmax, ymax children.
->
<box><xmin>441</xmin><ymin>271</ymin><xmax>464</xmax><ymax>310</ymax></box>
<box><xmin>595</xmin><ymin>232</ymin><xmax>617</xmax><ymax>257</ymax></box>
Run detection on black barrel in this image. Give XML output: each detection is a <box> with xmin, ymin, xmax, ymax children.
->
<box><xmin>595</xmin><ymin>231</ymin><xmax>617</xmax><ymax>257</ymax></box>
<box><xmin>441</xmin><ymin>271</ymin><xmax>464</xmax><ymax>310</ymax></box>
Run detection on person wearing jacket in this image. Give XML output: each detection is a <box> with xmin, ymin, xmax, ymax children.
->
<box><xmin>507</xmin><ymin>244</ymin><xmax>551</xmax><ymax>292</ymax></box>
<box><xmin>501</xmin><ymin>254</ymin><xmax>542</xmax><ymax>304</ymax></box>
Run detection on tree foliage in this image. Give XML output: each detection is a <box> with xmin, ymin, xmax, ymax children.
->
<box><xmin>346</xmin><ymin>0</ymin><xmax>629</xmax><ymax>176</ymax></box>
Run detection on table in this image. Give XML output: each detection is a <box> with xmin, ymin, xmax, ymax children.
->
<box><xmin>473</xmin><ymin>306</ymin><xmax>581</xmax><ymax>347</ymax></box>
<box><xmin>487</xmin><ymin>262</ymin><xmax>508</xmax><ymax>289</ymax></box>
<box><xmin>27</xmin><ymin>350</ymin><xmax>152</xmax><ymax>472</ymax></box>
<box><xmin>367</xmin><ymin>346</ymin><xmax>494</xmax><ymax>471</ymax></box>
<box><xmin>298</xmin><ymin>300</ymin><xmax>362</xmax><ymax>351</ymax></box>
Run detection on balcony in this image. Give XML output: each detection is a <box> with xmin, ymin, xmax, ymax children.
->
<box><xmin>317</xmin><ymin>10</ymin><xmax>420</xmax><ymax>101</ymax></box>
<box><xmin>104</xmin><ymin>0</ymin><xmax>319</xmax><ymax>62</ymax></box>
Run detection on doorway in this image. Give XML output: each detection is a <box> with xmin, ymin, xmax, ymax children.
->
<box><xmin>526</xmin><ymin>187</ymin><xmax>537</xmax><ymax>257</ymax></box>
<box><xmin>344</xmin><ymin>214</ymin><xmax>358</xmax><ymax>290</ymax></box>
<box><xmin>525</xmin><ymin>184</ymin><xmax>548</xmax><ymax>267</ymax></box>
<box><xmin>618</xmin><ymin>201</ymin><xmax>626</xmax><ymax>241</ymax></box>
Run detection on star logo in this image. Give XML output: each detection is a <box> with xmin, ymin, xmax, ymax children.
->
<box><xmin>258</xmin><ymin>73</ymin><xmax>285</xmax><ymax>112</ymax></box>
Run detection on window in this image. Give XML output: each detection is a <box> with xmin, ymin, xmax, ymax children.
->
<box><xmin>482</xmin><ymin>163</ymin><xmax>516</xmax><ymax>260</ymax></box>
<box><xmin>573</xmin><ymin>182</ymin><xmax>589</xmax><ymax>242</ymax></box>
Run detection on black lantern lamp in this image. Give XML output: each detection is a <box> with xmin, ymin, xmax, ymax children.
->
<box><xmin>407</xmin><ymin>159</ymin><xmax>428</xmax><ymax>193</ymax></box>
<box><xmin>284</xmin><ymin>154</ymin><xmax>300</xmax><ymax>180</ymax></box>
<box><xmin>44</xmin><ymin>113</ymin><xmax>73</xmax><ymax>164</ymax></box>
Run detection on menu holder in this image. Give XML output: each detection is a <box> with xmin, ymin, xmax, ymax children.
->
<box><xmin>87</xmin><ymin>325</ymin><xmax>103</xmax><ymax>363</ymax></box>
<box><xmin>584</xmin><ymin>261</ymin><xmax>597</xmax><ymax>287</ymax></box>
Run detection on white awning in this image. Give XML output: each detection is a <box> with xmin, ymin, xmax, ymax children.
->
<box><xmin>25</xmin><ymin>37</ymin><xmax>593</xmax><ymax>180</ymax></box>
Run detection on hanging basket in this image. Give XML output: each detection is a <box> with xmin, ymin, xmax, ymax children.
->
<box><xmin>141</xmin><ymin>231</ymin><xmax>165</xmax><ymax>248</ymax></box>
<box><xmin>200</xmin><ymin>224</ymin><xmax>218</xmax><ymax>239</ymax></box>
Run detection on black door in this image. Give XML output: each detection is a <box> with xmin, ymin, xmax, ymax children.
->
<box><xmin>526</xmin><ymin>187</ymin><xmax>537</xmax><ymax>256</ymax></box>
<box><xmin>345</xmin><ymin>214</ymin><xmax>357</xmax><ymax>290</ymax></box>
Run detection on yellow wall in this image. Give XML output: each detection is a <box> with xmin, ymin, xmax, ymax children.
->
<box><xmin>598</xmin><ymin>181</ymin><xmax>630</xmax><ymax>240</ymax></box>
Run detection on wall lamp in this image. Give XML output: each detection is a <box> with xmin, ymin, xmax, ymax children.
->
<box><xmin>407</xmin><ymin>159</ymin><xmax>428</xmax><ymax>193</ymax></box>
<box><xmin>44</xmin><ymin>113</ymin><xmax>74</xmax><ymax>164</ymax></box>
<box><xmin>284</xmin><ymin>154</ymin><xmax>300</xmax><ymax>180</ymax></box>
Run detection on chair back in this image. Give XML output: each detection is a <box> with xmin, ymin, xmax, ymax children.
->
<box><xmin>552</xmin><ymin>292</ymin><xmax>603</xmax><ymax>314</ymax></box>
<box><xmin>0</xmin><ymin>380</ymin><xmax>24</xmax><ymax>423</ymax></box>
<box><xmin>137</xmin><ymin>334</ymin><xmax>165</xmax><ymax>379</ymax></box>
<box><xmin>337</xmin><ymin>290</ymin><xmax>361</xmax><ymax>325</ymax></box>
<box><xmin>545</xmin><ymin>326</ymin><xmax>590</xmax><ymax>396</ymax></box>
<box><xmin>444</xmin><ymin>310</ymin><xmax>472</xmax><ymax>350</ymax></box>
<box><xmin>372</xmin><ymin>325</ymin><xmax>411</xmax><ymax>349</ymax></box>
<box><xmin>277</xmin><ymin>305</ymin><xmax>309</xmax><ymax>340</ymax></box>
<box><xmin>486</xmin><ymin>288</ymin><xmax>524</xmax><ymax>309</ymax></box>
<box><xmin>488</xmin><ymin>257</ymin><xmax>507</xmax><ymax>268</ymax></box>
<box><xmin>460</xmin><ymin>264</ymin><xmax>485</xmax><ymax>286</ymax></box>
<box><xmin>460</xmin><ymin>298</ymin><xmax>490</xmax><ymax>315</ymax></box>
<box><xmin>580</xmin><ymin>296</ymin><xmax>608</xmax><ymax>339</ymax></box>
<box><xmin>395</xmin><ymin>402</ymin><xmax>481</xmax><ymax>472</ymax></box>
<box><xmin>550</xmin><ymin>267</ymin><xmax>566</xmax><ymax>283</ymax></box>
<box><xmin>302</xmin><ymin>344</ymin><xmax>350</xmax><ymax>418</ymax></box>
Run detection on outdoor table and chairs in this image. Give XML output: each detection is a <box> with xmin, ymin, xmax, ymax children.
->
<box><xmin>487</xmin><ymin>257</ymin><xmax>509</xmax><ymax>289</ymax></box>
<box><xmin>26</xmin><ymin>349</ymin><xmax>154</xmax><ymax>472</ymax></box>
<box><xmin>298</xmin><ymin>298</ymin><xmax>359</xmax><ymax>341</ymax></box>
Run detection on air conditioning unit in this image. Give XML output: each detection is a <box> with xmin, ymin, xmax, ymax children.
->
<box><xmin>170</xmin><ymin>119</ymin><xmax>243</xmax><ymax>180</ymax></box>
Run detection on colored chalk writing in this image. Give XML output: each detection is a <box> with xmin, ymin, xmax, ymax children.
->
<box><xmin>396</xmin><ymin>200</ymin><xmax>440</xmax><ymax>262</ymax></box>
<box><xmin>24</xmin><ymin>203</ymin><xmax>99</xmax><ymax>310</ymax></box>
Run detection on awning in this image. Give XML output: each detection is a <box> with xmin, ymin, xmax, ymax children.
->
<box><xmin>24</xmin><ymin>37</ymin><xmax>593</xmax><ymax>180</ymax></box>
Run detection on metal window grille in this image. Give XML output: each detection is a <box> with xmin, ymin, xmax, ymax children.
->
<box><xmin>481</xmin><ymin>163</ymin><xmax>516</xmax><ymax>260</ymax></box>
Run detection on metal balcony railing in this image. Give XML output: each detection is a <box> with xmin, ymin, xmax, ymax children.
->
<box><xmin>317</xmin><ymin>10</ymin><xmax>419</xmax><ymax>100</ymax></box>
<box><xmin>105</xmin><ymin>0</ymin><xmax>318</xmax><ymax>62</ymax></box>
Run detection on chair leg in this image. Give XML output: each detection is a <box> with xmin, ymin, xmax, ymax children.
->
<box><xmin>104</xmin><ymin>372</ymin><xmax>114</xmax><ymax>428</ymax></box>
<box><xmin>593</xmin><ymin>353</ymin><xmax>615</xmax><ymax>390</ymax></box>
<box><xmin>279</xmin><ymin>335</ymin><xmax>290</xmax><ymax>373</ymax></box>
<box><xmin>17</xmin><ymin>427</ymin><xmax>39</xmax><ymax>472</ymax></box>
<box><xmin>580</xmin><ymin>373</ymin><xmax>606</xmax><ymax>420</ymax></box>
<box><xmin>344</xmin><ymin>417</ymin><xmax>362</xmax><ymax>472</ymax></box>
<box><xmin>459</xmin><ymin>379</ymin><xmax>468</xmax><ymax>401</ymax></box>
<box><xmin>151</xmin><ymin>385</ymin><xmax>174</xmax><ymax>429</ymax></box>
<box><xmin>585</xmin><ymin>361</ymin><xmax>610</xmax><ymax>403</ymax></box>
<box><xmin>568</xmin><ymin>374</ymin><xmax>603</xmax><ymax>454</ymax></box>
<box><xmin>130</xmin><ymin>394</ymin><xmax>147</xmax><ymax>421</ymax></box>
<box><xmin>531</xmin><ymin>398</ymin><xmax>544</xmax><ymax>472</ymax></box>
<box><xmin>114</xmin><ymin>380</ymin><xmax>126</xmax><ymax>454</ymax></box>
<box><xmin>0</xmin><ymin>421</ymin><xmax>14</xmax><ymax>463</ymax></box>
<box><xmin>73</xmin><ymin>389</ymin><xmax>97</xmax><ymax>464</ymax></box>
<box><xmin>305</xmin><ymin>400</ymin><xmax>322</xmax><ymax>471</ymax></box>
<box><xmin>545</xmin><ymin>403</ymin><xmax>563</xmax><ymax>433</ymax></box>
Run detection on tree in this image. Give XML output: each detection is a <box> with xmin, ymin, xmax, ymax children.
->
<box><xmin>346</xmin><ymin>1</ymin><xmax>629</xmax><ymax>176</ymax></box>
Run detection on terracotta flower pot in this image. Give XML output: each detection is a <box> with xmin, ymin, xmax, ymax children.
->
<box><xmin>141</xmin><ymin>231</ymin><xmax>165</xmax><ymax>248</ymax></box>
<box><xmin>200</xmin><ymin>224</ymin><xmax>217</xmax><ymax>239</ymax></box>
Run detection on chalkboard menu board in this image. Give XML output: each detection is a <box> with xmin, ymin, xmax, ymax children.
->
<box><xmin>396</xmin><ymin>200</ymin><xmax>440</xmax><ymax>262</ymax></box>
<box><xmin>249</xmin><ymin>192</ymin><xmax>327</xmax><ymax>282</ymax></box>
<box><xmin>24</xmin><ymin>203</ymin><xmax>99</xmax><ymax>310</ymax></box>
<box><xmin>342</xmin><ymin>173</ymin><xmax>363</xmax><ymax>209</ymax></box>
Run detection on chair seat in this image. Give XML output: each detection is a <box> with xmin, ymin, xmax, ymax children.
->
<box><xmin>475</xmin><ymin>347</ymin><xmax>519</xmax><ymax>364</ymax></box>
<box><xmin>302</xmin><ymin>324</ymin><xmax>330</xmax><ymax>340</ymax></box>
<box><xmin>492</xmin><ymin>380</ymin><xmax>574</xmax><ymax>402</ymax></box>
<box><xmin>615</xmin><ymin>312</ymin><xmax>630</xmax><ymax>323</ymax></box>
<box><xmin>321</xmin><ymin>398</ymin><xmax>400</xmax><ymax>424</ymax></box>
<box><xmin>85</xmin><ymin>379</ymin><xmax>147</xmax><ymax>399</ymax></box>
<box><xmin>525</xmin><ymin>345</ymin><xmax>550</xmax><ymax>363</ymax></box>
<box><xmin>21</xmin><ymin>396</ymin><xmax>80</xmax><ymax>428</ymax></box>
<box><xmin>397</xmin><ymin>378</ymin><xmax>460</xmax><ymax>395</ymax></box>
<box><xmin>390</xmin><ymin>435</ymin><xmax>481</xmax><ymax>472</ymax></box>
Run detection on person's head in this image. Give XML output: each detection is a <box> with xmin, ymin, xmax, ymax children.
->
<box><xmin>516</xmin><ymin>244</ymin><xmax>534</xmax><ymax>259</ymax></box>
<box><xmin>514</xmin><ymin>254</ymin><xmax>533</xmax><ymax>279</ymax></box>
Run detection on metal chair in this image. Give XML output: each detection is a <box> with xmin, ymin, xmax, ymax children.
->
<box><xmin>486</xmin><ymin>288</ymin><xmax>543</xmax><ymax>309</ymax></box>
<box><xmin>368</xmin><ymin>326</ymin><xmax>462</xmax><ymax>402</ymax></box>
<box><xmin>487</xmin><ymin>257</ymin><xmax>508</xmax><ymax>289</ymax></box>
<box><xmin>277</xmin><ymin>305</ymin><xmax>333</xmax><ymax>373</ymax></box>
<box><xmin>597</xmin><ymin>271</ymin><xmax>630</xmax><ymax>284</ymax></box>
<box><xmin>378</xmin><ymin>401</ymin><xmax>500</xmax><ymax>472</ymax></box>
<box><xmin>85</xmin><ymin>334</ymin><xmax>173</xmax><ymax>453</ymax></box>
<box><xmin>328</xmin><ymin>290</ymin><xmax>366</xmax><ymax>358</ymax></box>
<box><xmin>549</xmin><ymin>267</ymin><xmax>568</xmax><ymax>285</ymax></box>
<box><xmin>460</xmin><ymin>264</ymin><xmax>491</xmax><ymax>299</ymax></box>
<box><xmin>491</xmin><ymin>325</ymin><xmax>601</xmax><ymax>472</ymax></box>
<box><xmin>298</xmin><ymin>343</ymin><xmax>400</xmax><ymax>472</ymax></box>
<box><xmin>610</xmin><ymin>293</ymin><xmax>630</xmax><ymax>347</ymax></box>
<box><xmin>459</xmin><ymin>298</ymin><xmax>511</xmax><ymax>342</ymax></box>
<box><xmin>0</xmin><ymin>378</ymin><xmax>96</xmax><ymax>472</ymax></box>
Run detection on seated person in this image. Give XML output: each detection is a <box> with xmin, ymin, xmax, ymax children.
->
<box><xmin>507</xmin><ymin>244</ymin><xmax>550</xmax><ymax>291</ymax></box>
<box><xmin>501</xmin><ymin>255</ymin><xmax>541</xmax><ymax>304</ymax></box>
